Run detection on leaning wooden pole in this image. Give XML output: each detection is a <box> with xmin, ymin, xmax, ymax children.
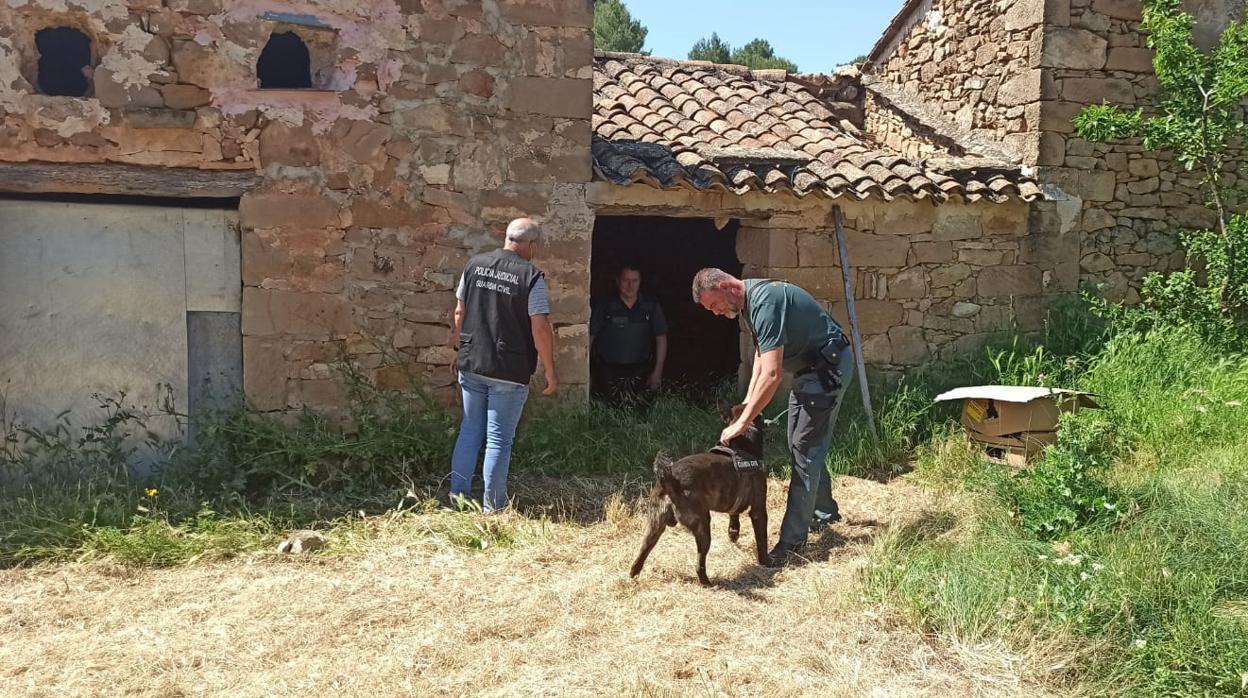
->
<box><xmin>832</xmin><ymin>205</ymin><xmax>878</xmax><ymax>445</ymax></box>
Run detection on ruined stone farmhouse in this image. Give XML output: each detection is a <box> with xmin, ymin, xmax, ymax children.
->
<box><xmin>0</xmin><ymin>0</ymin><xmax>1234</xmax><ymax>433</ymax></box>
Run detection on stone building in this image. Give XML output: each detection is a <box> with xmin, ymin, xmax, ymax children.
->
<box><xmin>0</xmin><ymin>0</ymin><xmax>1224</xmax><ymax>430</ymax></box>
<box><xmin>862</xmin><ymin>0</ymin><xmax>1237</xmax><ymax>303</ymax></box>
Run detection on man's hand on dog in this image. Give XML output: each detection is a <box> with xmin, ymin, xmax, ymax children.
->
<box><xmin>720</xmin><ymin>417</ymin><xmax>749</xmax><ymax>445</ymax></box>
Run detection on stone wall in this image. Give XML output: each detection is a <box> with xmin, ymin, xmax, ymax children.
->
<box><xmin>589</xmin><ymin>184</ymin><xmax>1041</xmax><ymax>381</ymax></box>
<box><xmin>1035</xmin><ymin>0</ymin><xmax>1222</xmax><ymax>302</ymax></box>
<box><xmin>871</xmin><ymin>0</ymin><xmax>1048</xmax><ymax>163</ymax></box>
<box><xmin>863</xmin><ymin>89</ymin><xmax>974</xmax><ymax>161</ymax></box>
<box><xmin>0</xmin><ymin>0</ymin><xmax>595</xmax><ymax>410</ymax></box>
<box><xmin>866</xmin><ymin>0</ymin><xmax>1239</xmax><ymax>304</ymax></box>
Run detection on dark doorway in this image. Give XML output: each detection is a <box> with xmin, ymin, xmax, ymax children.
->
<box><xmin>257</xmin><ymin>31</ymin><xmax>312</xmax><ymax>89</ymax></box>
<box><xmin>35</xmin><ymin>27</ymin><xmax>91</xmax><ymax>97</ymax></box>
<box><xmin>591</xmin><ymin>216</ymin><xmax>743</xmax><ymax>402</ymax></box>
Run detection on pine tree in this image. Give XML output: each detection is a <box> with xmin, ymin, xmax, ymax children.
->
<box><xmin>593</xmin><ymin>0</ymin><xmax>648</xmax><ymax>54</ymax></box>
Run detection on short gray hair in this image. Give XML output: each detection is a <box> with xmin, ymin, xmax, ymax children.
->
<box><xmin>691</xmin><ymin>267</ymin><xmax>733</xmax><ymax>303</ymax></box>
<box><xmin>505</xmin><ymin>218</ymin><xmax>542</xmax><ymax>244</ymax></box>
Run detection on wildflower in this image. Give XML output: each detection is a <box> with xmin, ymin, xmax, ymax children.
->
<box><xmin>1092</xmin><ymin>563</ymin><xmax>1105</xmax><ymax>571</ymax></box>
<box><xmin>1080</xmin><ymin>572</ymin><xmax>1089</xmax><ymax>581</ymax></box>
<box><xmin>1134</xmin><ymin>639</ymin><xmax>1147</xmax><ymax>649</ymax></box>
<box><xmin>145</xmin><ymin>488</ymin><xmax>159</xmax><ymax>498</ymax></box>
<box><xmin>1103</xmin><ymin>502</ymin><xmax>1116</xmax><ymax>510</ymax></box>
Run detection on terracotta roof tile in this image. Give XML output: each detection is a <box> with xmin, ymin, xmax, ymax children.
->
<box><xmin>592</xmin><ymin>52</ymin><xmax>1039</xmax><ymax>203</ymax></box>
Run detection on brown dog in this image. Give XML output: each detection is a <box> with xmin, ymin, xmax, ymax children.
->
<box><xmin>629</xmin><ymin>404</ymin><xmax>768</xmax><ymax>585</ymax></box>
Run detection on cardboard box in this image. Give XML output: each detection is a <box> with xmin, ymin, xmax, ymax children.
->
<box><xmin>933</xmin><ymin>385</ymin><xmax>1098</xmax><ymax>467</ymax></box>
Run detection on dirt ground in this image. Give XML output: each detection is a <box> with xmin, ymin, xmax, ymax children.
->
<box><xmin>0</xmin><ymin>474</ymin><xmax>1059</xmax><ymax>697</ymax></box>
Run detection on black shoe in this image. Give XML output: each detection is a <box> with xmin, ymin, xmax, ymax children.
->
<box><xmin>766</xmin><ymin>541</ymin><xmax>804</xmax><ymax>568</ymax></box>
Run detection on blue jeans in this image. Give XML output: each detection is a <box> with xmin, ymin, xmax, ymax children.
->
<box><xmin>450</xmin><ymin>371</ymin><xmax>530</xmax><ymax>512</ymax></box>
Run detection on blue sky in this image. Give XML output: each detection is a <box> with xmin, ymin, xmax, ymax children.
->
<box><xmin>619</xmin><ymin>0</ymin><xmax>907</xmax><ymax>73</ymax></box>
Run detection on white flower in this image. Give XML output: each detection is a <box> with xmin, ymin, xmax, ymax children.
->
<box><xmin>1092</xmin><ymin>563</ymin><xmax>1105</xmax><ymax>571</ymax></box>
<box><xmin>1080</xmin><ymin>572</ymin><xmax>1090</xmax><ymax>581</ymax></box>
<box><xmin>1134</xmin><ymin>639</ymin><xmax>1147</xmax><ymax>649</ymax></box>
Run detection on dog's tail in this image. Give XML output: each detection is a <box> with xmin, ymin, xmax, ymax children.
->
<box><xmin>653</xmin><ymin>450</ymin><xmax>678</xmax><ymax>493</ymax></box>
<box><xmin>649</xmin><ymin>450</ymin><xmax>678</xmax><ymax>528</ymax></box>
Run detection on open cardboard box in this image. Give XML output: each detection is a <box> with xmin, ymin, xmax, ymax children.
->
<box><xmin>933</xmin><ymin>385</ymin><xmax>1098</xmax><ymax>468</ymax></box>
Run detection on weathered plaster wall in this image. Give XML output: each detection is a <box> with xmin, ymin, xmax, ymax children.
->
<box><xmin>0</xmin><ymin>0</ymin><xmax>595</xmax><ymax>410</ymax></box>
<box><xmin>589</xmin><ymin>184</ymin><xmax>1040</xmax><ymax>380</ymax></box>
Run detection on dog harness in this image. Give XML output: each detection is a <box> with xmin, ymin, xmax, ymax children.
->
<box><xmin>709</xmin><ymin>445</ymin><xmax>764</xmax><ymax>473</ymax></box>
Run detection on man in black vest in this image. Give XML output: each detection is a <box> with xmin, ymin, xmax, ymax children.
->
<box><xmin>449</xmin><ymin>218</ymin><xmax>557</xmax><ymax>512</ymax></box>
<box><xmin>590</xmin><ymin>264</ymin><xmax>668</xmax><ymax>407</ymax></box>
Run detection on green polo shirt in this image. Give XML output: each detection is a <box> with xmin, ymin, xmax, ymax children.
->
<box><xmin>743</xmin><ymin>279</ymin><xmax>843</xmax><ymax>374</ymax></box>
<box><xmin>590</xmin><ymin>296</ymin><xmax>668</xmax><ymax>365</ymax></box>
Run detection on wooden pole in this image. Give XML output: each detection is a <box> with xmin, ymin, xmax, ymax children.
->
<box><xmin>832</xmin><ymin>205</ymin><xmax>878</xmax><ymax>445</ymax></box>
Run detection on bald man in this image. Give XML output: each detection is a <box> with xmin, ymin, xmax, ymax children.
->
<box><xmin>448</xmin><ymin>218</ymin><xmax>557</xmax><ymax>512</ymax></box>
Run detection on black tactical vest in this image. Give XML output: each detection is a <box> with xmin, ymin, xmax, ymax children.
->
<box><xmin>594</xmin><ymin>297</ymin><xmax>658</xmax><ymax>365</ymax></box>
<box><xmin>456</xmin><ymin>249</ymin><xmax>543</xmax><ymax>384</ymax></box>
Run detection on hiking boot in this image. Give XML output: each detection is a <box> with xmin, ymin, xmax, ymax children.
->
<box><xmin>766</xmin><ymin>541</ymin><xmax>805</xmax><ymax>568</ymax></box>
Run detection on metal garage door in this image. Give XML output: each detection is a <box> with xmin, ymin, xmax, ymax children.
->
<box><xmin>0</xmin><ymin>198</ymin><xmax>241</xmax><ymax>457</ymax></box>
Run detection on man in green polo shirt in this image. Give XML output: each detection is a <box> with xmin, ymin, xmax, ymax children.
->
<box><xmin>691</xmin><ymin>267</ymin><xmax>853</xmax><ymax>566</ymax></box>
<box><xmin>590</xmin><ymin>264</ymin><xmax>668</xmax><ymax>407</ymax></box>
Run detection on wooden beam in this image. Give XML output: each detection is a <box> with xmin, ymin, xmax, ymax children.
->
<box><xmin>833</xmin><ymin>204</ymin><xmax>878</xmax><ymax>445</ymax></box>
<box><xmin>0</xmin><ymin>162</ymin><xmax>258</xmax><ymax>199</ymax></box>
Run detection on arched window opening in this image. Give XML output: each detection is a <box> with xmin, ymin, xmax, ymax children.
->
<box><xmin>35</xmin><ymin>27</ymin><xmax>91</xmax><ymax>97</ymax></box>
<box><xmin>257</xmin><ymin>31</ymin><xmax>312</xmax><ymax>89</ymax></box>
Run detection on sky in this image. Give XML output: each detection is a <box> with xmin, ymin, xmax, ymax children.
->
<box><xmin>618</xmin><ymin>0</ymin><xmax>908</xmax><ymax>73</ymax></box>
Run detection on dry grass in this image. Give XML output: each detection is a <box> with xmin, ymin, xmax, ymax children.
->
<box><xmin>0</xmin><ymin>474</ymin><xmax>1065</xmax><ymax>697</ymax></box>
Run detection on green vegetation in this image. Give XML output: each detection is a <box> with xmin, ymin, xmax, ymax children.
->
<box><xmin>865</xmin><ymin>326</ymin><xmax>1248</xmax><ymax>696</ymax></box>
<box><xmin>688</xmin><ymin>34</ymin><xmax>799</xmax><ymax>72</ymax></box>
<box><xmin>593</xmin><ymin>0</ymin><xmax>648</xmax><ymax>54</ymax></box>
<box><xmin>1075</xmin><ymin>0</ymin><xmax>1248</xmax><ymax>347</ymax></box>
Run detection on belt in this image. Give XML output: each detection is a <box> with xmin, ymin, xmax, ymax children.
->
<box><xmin>797</xmin><ymin>332</ymin><xmax>849</xmax><ymax>391</ymax></box>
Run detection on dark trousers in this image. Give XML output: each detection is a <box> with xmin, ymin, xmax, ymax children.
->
<box><xmin>593</xmin><ymin>362</ymin><xmax>651</xmax><ymax>408</ymax></box>
<box><xmin>778</xmin><ymin>350</ymin><xmax>854</xmax><ymax>546</ymax></box>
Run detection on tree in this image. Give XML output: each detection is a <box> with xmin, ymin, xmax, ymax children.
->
<box><xmin>730</xmin><ymin>38</ymin><xmax>799</xmax><ymax>72</ymax></box>
<box><xmin>1074</xmin><ymin>0</ymin><xmax>1248</xmax><ymax>340</ymax></box>
<box><xmin>593</xmin><ymin>0</ymin><xmax>648</xmax><ymax>54</ymax></box>
<box><xmin>688</xmin><ymin>32</ymin><xmax>731</xmax><ymax>64</ymax></box>
<box><xmin>687</xmin><ymin>35</ymin><xmax>799</xmax><ymax>72</ymax></box>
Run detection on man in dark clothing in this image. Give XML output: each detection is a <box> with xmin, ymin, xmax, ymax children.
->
<box><xmin>590</xmin><ymin>264</ymin><xmax>668</xmax><ymax>407</ymax></box>
<box><xmin>448</xmin><ymin>218</ymin><xmax>557</xmax><ymax>512</ymax></box>
<box><xmin>691</xmin><ymin>267</ymin><xmax>852</xmax><ymax>566</ymax></box>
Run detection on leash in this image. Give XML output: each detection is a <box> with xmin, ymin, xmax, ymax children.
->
<box><xmin>763</xmin><ymin>408</ymin><xmax>789</xmax><ymax>427</ymax></box>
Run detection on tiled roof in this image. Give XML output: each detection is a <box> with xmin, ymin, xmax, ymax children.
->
<box><xmin>592</xmin><ymin>52</ymin><xmax>1041</xmax><ymax>203</ymax></box>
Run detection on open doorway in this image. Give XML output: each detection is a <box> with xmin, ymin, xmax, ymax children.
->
<box><xmin>590</xmin><ymin>216</ymin><xmax>743</xmax><ymax>403</ymax></box>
